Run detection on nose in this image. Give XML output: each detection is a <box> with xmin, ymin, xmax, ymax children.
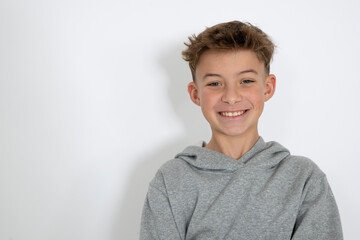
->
<box><xmin>221</xmin><ymin>86</ymin><xmax>241</xmax><ymax>105</ymax></box>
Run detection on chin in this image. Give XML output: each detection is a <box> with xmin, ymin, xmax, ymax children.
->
<box><xmin>214</xmin><ymin>128</ymin><xmax>248</xmax><ymax>138</ymax></box>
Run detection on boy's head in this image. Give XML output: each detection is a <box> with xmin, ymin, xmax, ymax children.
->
<box><xmin>183</xmin><ymin>21</ymin><xmax>277</xmax><ymax>141</ymax></box>
<box><xmin>182</xmin><ymin>21</ymin><xmax>275</xmax><ymax>81</ymax></box>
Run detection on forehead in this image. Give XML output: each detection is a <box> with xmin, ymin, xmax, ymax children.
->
<box><xmin>195</xmin><ymin>49</ymin><xmax>265</xmax><ymax>79</ymax></box>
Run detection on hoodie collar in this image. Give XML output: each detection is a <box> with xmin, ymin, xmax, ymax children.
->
<box><xmin>175</xmin><ymin>137</ymin><xmax>290</xmax><ymax>172</ymax></box>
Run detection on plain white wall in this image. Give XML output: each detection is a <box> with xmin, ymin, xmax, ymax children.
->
<box><xmin>1</xmin><ymin>0</ymin><xmax>359</xmax><ymax>239</ymax></box>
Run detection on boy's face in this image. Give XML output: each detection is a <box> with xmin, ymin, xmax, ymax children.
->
<box><xmin>188</xmin><ymin>49</ymin><xmax>276</xmax><ymax>139</ymax></box>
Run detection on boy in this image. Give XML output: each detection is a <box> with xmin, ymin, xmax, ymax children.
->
<box><xmin>140</xmin><ymin>21</ymin><xmax>343</xmax><ymax>239</ymax></box>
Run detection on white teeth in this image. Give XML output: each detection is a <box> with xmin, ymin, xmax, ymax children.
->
<box><xmin>221</xmin><ymin>111</ymin><xmax>245</xmax><ymax>117</ymax></box>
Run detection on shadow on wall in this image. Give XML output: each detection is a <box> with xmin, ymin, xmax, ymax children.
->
<box><xmin>113</xmin><ymin>43</ymin><xmax>210</xmax><ymax>239</ymax></box>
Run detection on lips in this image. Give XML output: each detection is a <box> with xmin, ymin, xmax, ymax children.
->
<box><xmin>219</xmin><ymin>110</ymin><xmax>247</xmax><ymax>117</ymax></box>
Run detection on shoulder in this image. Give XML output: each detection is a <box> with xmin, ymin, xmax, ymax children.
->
<box><xmin>272</xmin><ymin>150</ymin><xmax>332</xmax><ymax>204</ymax></box>
<box><xmin>276</xmin><ymin>151</ymin><xmax>327</xmax><ymax>190</ymax></box>
<box><xmin>149</xmin><ymin>157</ymin><xmax>192</xmax><ymax>191</ymax></box>
<box><xmin>284</xmin><ymin>154</ymin><xmax>323</xmax><ymax>174</ymax></box>
<box><xmin>159</xmin><ymin>157</ymin><xmax>191</xmax><ymax>175</ymax></box>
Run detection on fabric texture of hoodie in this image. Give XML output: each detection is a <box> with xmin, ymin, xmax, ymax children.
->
<box><xmin>140</xmin><ymin>137</ymin><xmax>343</xmax><ymax>240</ymax></box>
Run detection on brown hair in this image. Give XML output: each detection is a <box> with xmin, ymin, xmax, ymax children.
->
<box><xmin>182</xmin><ymin>21</ymin><xmax>275</xmax><ymax>81</ymax></box>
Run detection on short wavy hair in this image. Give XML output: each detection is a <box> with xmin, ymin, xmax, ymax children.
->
<box><xmin>182</xmin><ymin>21</ymin><xmax>275</xmax><ymax>81</ymax></box>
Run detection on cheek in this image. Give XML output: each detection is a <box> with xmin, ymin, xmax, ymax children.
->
<box><xmin>246</xmin><ymin>88</ymin><xmax>266</xmax><ymax>108</ymax></box>
<box><xmin>199</xmin><ymin>90</ymin><xmax>219</xmax><ymax>106</ymax></box>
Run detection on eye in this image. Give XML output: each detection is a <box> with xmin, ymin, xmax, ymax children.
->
<box><xmin>208</xmin><ymin>82</ymin><xmax>221</xmax><ymax>86</ymax></box>
<box><xmin>241</xmin><ymin>79</ymin><xmax>254</xmax><ymax>84</ymax></box>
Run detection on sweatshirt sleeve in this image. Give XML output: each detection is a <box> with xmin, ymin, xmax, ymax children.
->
<box><xmin>140</xmin><ymin>171</ymin><xmax>182</xmax><ymax>240</ymax></box>
<box><xmin>292</xmin><ymin>174</ymin><xmax>343</xmax><ymax>240</ymax></box>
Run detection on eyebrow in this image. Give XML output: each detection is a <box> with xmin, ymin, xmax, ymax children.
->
<box><xmin>237</xmin><ymin>69</ymin><xmax>258</xmax><ymax>75</ymax></box>
<box><xmin>202</xmin><ymin>69</ymin><xmax>258</xmax><ymax>80</ymax></box>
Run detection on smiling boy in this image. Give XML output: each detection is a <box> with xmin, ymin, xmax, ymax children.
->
<box><xmin>140</xmin><ymin>21</ymin><xmax>343</xmax><ymax>240</ymax></box>
<box><xmin>187</xmin><ymin>49</ymin><xmax>275</xmax><ymax>159</ymax></box>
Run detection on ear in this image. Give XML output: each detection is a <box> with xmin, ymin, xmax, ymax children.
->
<box><xmin>264</xmin><ymin>74</ymin><xmax>276</xmax><ymax>102</ymax></box>
<box><xmin>187</xmin><ymin>82</ymin><xmax>201</xmax><ymax>106</ymax></box>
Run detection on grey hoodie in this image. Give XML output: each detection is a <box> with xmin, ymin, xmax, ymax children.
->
<box><xmin>140</xmin><ymin>137</ymin><xmax>343</xmax><ymax>240</ymax></box>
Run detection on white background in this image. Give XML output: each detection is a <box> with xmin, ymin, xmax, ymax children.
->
<box><xmin>1</xmin><ymin>0</ymin><xmax>359</xmax><ymax>239</ymax></box>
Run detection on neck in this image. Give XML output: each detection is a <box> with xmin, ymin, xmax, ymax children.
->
<box><xmin>205</xmin><ymin>131</ymin><xmax>259</xmax><ymax>160</ymax></box>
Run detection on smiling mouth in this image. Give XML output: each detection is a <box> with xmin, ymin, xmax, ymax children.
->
<box><xmin>219</xmin><ymin>110</ymin><xmax>247</xmax><ymax>117</ymax></box>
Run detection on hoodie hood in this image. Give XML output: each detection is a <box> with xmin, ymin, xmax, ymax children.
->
<box><xmin>175</xmin><ymin>137</ymin><xmax>290</xmax><ymax>172</ymax></box>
